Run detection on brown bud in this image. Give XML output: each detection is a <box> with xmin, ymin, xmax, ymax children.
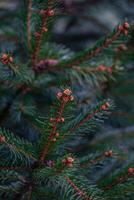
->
<box><xmin>70</xmin><ymin>95</ymin><xmax>74</xmax><ymax>101</ymax></box>
<box><xmin>104</xmin><ymin>150</ymin><xmax>113</xmax><ymax>157</ymax></box>
<box><xmin>128</xmin><ymin>168</ymin><xmax>134</xmax><ymax>175</ymax></box>
<box><xmin>50</xmin><ymin>118</ymin><xmax>55</xmax><ymax>122</ymax></box>
<box><xmin>42</xmin><ymin>27</ymin><xmax>48</xmax><ymax>33</ymax></box>
<box><xmin>55</xmin><ymin>133</ymin><xmax>59</xmax><ymax>137</ymax></box>
<box><xmin>118</xmin><ymin>25</ymin><xmax>124</xmax><ymax>31</ymax></box>
<box><xmin>63</xmin><ymin>89</ymin><xmax>72</xmax><ymax>96</ymax></box>
<box><xmin>47</xmin><ymin>9</ymin><xmax>55</xmax><ymax>16</ymax></box>
<box><xmin>0</xmin><ymin>136</ymin><xmax>6</xmax><ymax>143</ymax></box>
<box><xmin>123</xmin><ymin>22</ymin><xmax>130</xmax><ymax>29</ymax></box>
<box><xmin>56</xmin><ymin>92</ymin><xmax>63</xmax><ymax>99</ymax></box>
<box><xmin>52</xmin><ymin>138</ymin><xmax>56</xmax><ymax>142</ymax></box>
<box><xmin>1</xmin><ymin>54</ymin><xmax>13</xmax><ymax>65</ymax></box>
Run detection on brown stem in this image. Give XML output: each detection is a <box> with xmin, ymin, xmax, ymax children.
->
<box><xmin>104</xmin><ymin>174</ymin><xmax>133</xmax><ymax>190</ymax></box>
<box><xmin>5</xmin><ymin>141</ymin><xmax>37</xmax><ymax>162</ymax></box>
<box><xmin>39</xmin><ymin>100</ymin><xmax>66</xmax><ymax>163</ymax></box>
<box><xmin>80</xmin><ymin>155</ymin><xmax>105</xmax><ymax>168</ymax></box>
<box><xmin>69</xmin><ymin>103</ymin><xmax>107</xmax><ymax>133</ymax></box>
<box><xmin>32</xmin><ymin>15</ymin><xmax>47</xmax><ymax>64</ymax></box>
<box><xmin>27</xmin><ymin>0</ymin><xmax>32</xmax><ymax>49</ymax></box>
<box><xmin>65</xmin><ymin>176</ymin><xmax>93</xmax><ymax>200</ymax></box>
<box><xmin>68</xmin><ymin>31</ymin><xmax>121</xmax><ymax>67</ymax></box>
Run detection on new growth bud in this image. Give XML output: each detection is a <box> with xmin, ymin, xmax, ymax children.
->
<box><xmin>0</xmin><ymin>54</ymin><xmax>13</xmax><ymax>65</ymax></box>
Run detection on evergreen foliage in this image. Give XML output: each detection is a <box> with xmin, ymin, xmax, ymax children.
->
<box><xmin>0</xmin><ymin>0</ymin><xmax>133</xmax><ymax>199</ymax></box>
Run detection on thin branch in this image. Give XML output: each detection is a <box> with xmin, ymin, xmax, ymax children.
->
<box><xmin>104</xmin><ymin>173</ymin><xmax>134</xmax><ymax>190</ymax></box>
<box><xmin>57</xmin><ymin>22</ymin><xmax>130</xmax><ymax>68</ymax></box>
<box><xmin>69</xmin><ymin>101</ymin><xmax>110</xmax><ymax>133</ymax></box>
<box><xmin>65</xmin><ymin>176</ymin><xmax>93</xmax><ymax>200</ymax></box>
<box><xmin>27</xmin><ymin>0</ymin><xmax>32</xmax><ymax>49</ymax></box>
<box><xmin>5</xmin><ymin>141</ymin><xmax>37</xmax><ymax>162</ymax></box>
<box><xmin>39</xmin><ymin>100</ymin><xmax>66</xmax><ymax>163</ymax></box>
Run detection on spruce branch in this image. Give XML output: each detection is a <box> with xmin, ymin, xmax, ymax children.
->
<box><xmin>57</xmin><ymin>22</ymin><xmax>130</xmax><ymax>68</ymax></box>
<box><xmin>2</xmin><ymin>140</ymin><xmax>37</xmax><ymax>163</ymax></box>
<box><xmin>104</xmin><ymin>168</ymin><xmax>134</xmax><ymax>190</ymax></box>
<box><xmin>27</xmin><ymin>0</ymin><xmax>32</xmax><ymax>49</ymax></box>
<box><xmin>69</xmin><ymin>101</ymin><xmax>111</xmax><ymax>133</ymax></box>
<box><xmin>39</xmin><ymin>89</ymin><xmax>74</xmax><ymax>163</ymax></box>
<box><xmin>80</xmin><ymin>150</ymin><xmax>114</xmax><ymax>169</ymax></box>
<box><xmin>65</xmin><ymin>176</ymin><xmax>93</xmax><ymax>200</ymax></box>
<box><xmin>32</xmin><ymin>8</ymin><xmax>55</xmax><ymax>64</ymax></box>
<box><xmin>73</xmin><ymin>65</ymin><xmax>113</xmax><ymax>74</ymax></box>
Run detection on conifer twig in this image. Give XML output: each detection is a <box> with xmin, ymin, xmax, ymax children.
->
<box><xmin>4</xmin><ymin>141</ymin><xmax>37</xmax><ymax>162</ymax></box>
<box><xmin>39</xmin><ymin>100</ymin><xmax>66</xmax><ymax>163</ymax></box>
<box><xmin>39</xmin><ymin>89</ymin><xmax>74</xmax><ymax>163</ymax></box>
<box><xmin>27</xmin><ymin>0</ymin><xmax>32</xmax><ymax>49</ymax></box>
<box><xmin>58</xmin><ymin>22</ymin><xmax>130</xmax><ymax>68</ymax></box>
<box><xmin>69</xmin><ymin>102</ymin><xmax>110</xmax><ymax>133</ymax></box>
<box><xmin>104</xmin><ymin>168</ymin><xmax>134</xmax><ymax>190</ymax></box>
<box><xmin>65</xmin><ymin>176</ymin><xmax>93</xmax><ymax>200</ymax></box>
<box><xmin>80</xmin><ymin>151</ymin><xmax>114</xmax><ymax>168</ymax></box>
<box><xmin>32</xmin><ymin>8</ymin><xmax>54</xmax><ymax>64</ymax></box>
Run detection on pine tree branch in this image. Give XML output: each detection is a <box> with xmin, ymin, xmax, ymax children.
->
<box><xmin>64</xmin><ymin>176</ymin><xmax>93</xmax><ymax>200</ymax></box>
<box><xmin>27</xmin><ymin>0</ymin><xmax>32</xmax><ymax>49</ymax></box>
<box><xmin>39</xmin><ymin>89</ymin><xmax>74</xmax><ymax>163</ymax></box>
<box><xmin>104</xmin><ymin>172</ymin><xmax>134</xmax><ymax>190</ymax></box>
<box><xmin>32</xmin><ymin>15</ymin><xmax>47</xmax><ymax>64</ymax></box>
<box><xmin>69</xmin><ymin>101</ymin><xmax>110</xmax><ymax>133</ymax></box>
<box><xmin>80</xmin><ymin>151</ymin><xmax>114</xmax><ymax>168</ymax></box>
<box><xmin>39</xmin><ymin>100</ymin><xmax>66</xmax><ymax>163</ymax></box>
<box><xmin>57</xmin><ymin>22</ymin><xmax>130</xmax><ymax>68</ymax></box>
<box><xmin>4</xmin><ymin>140</ymin><xmax>37</xmax><ymax>162</ymax></box>
<box><xmin>72</xmin><ymin>65</ymin><xmax>113</xmax><ymax>74</ymax></box>
<box><xmin>32</xmin><ymin>7</ymin><xmax>55</xmax><ymax>64</ymax></box>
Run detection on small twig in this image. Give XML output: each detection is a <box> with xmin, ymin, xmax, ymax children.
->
<box><xmin>4</xmin><ymin>141</ymin><xmax>37</xmax><ymax>162</ymax></box>
<box><xmin>104</xmin><ymin>173</ymin><xmax>133</xmax><ymax>190</ymax></box>
<box><xmin>27</xmin><ymin>0</ymin><xmax>32</xmax><ymax>49</ymax></box>
<box><xmin>65</xmin><ymin>176</ymin><xmax>93</xmax><ymax>200</ymax></box>
<box><xmin>69</xmin><ymin>101</ymin><xmax>110</xmax><ymax>133</ymax></box>
<box><xmin>39</xmin><ymin>100</ymin><xmax>66</xmax><ymax>163</ymax></box>
<box><xmin>58</xmin><ymin>22</ymin><xmax>130</xmax><ymax>68</ymax></box>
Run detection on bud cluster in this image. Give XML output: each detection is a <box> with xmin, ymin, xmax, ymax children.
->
<box><xmin>97</xmin><ymin>65</ymin><xmax>113</xmax><ymax>74</ymax></box>
<box><xmin>116</xmin><ymin>44</ymin><xmax>127</xmax><ymax>52</ymax></box>
<box><xmin>128</xmin><ymin>168</ymin><xmax>134</xmax><ymax>176</ymax></box>
<box><xmin>50</xmin><ymin>117</ymin><xmax>65</xmax><ymax>123</ymax></box>
<box><xmin>101</xmin><ymin>102</ymin><xmax>110</xmax><ymax>110</ymax></box>
<box><xmin>40</xmin><ymin>9</ymin><xmax>55</xmax><ymax>17</ymax></box>
<box><xmin>62</xmin><ymin>156</ymin><xmax>75</xmax><ymax>167</ymax></box>
<box><xmin>118</xmin><ymin>22</ymin><xmax>130</xmax><ymax>35</ymax></box>
<box><xmin>0</xmin><ymin>54</ymin><xmax>13</xmax><ymax>65</ymax></box>
<box><xmin>57</xmin><ymin>89</ymin><xmax>74</xmax><ymax>103</ymax></box>
<box><xmin>104</xmin><ymin>150</ymin><xmax>113</xmax><ymax>157</ymax></box>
